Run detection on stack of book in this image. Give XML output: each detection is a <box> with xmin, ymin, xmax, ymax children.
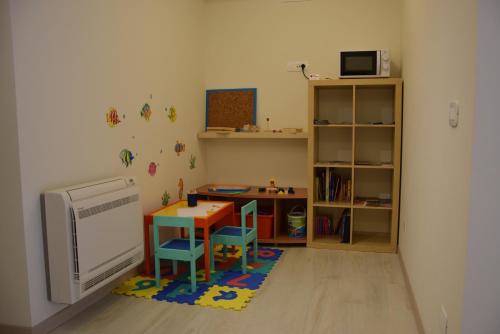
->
<box><xmin>314</xmin><ymin>215</ymin><xmax>333</xmax><ymax>235</ymax></box>
<box><xmin>315</xmin><ymin>168</ymin><xmax>351</xmax><ymax>202</ymax></box>
<box><xmin>353</xmin><ymin>197</ymin><xmax>392</xmax><ymax>208</ymax></box>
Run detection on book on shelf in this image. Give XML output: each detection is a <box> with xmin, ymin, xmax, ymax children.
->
<box><xmin>315</xmin><ymin>215</ymin><xmax>334</xmax><ymax>235</ymax></box>
<box><xmin>354</xmin><ymin>197</ymin><xmax>392</xmax><ymax>208</ymax></box>
<box><xmin>315</xmin><ymin>168</ymin><xmax>351</xmax><ymax>203</ymax></box>
<box><xmin>339</xmin><ymin>209</ymin><xmax>350</xmax><ymax>243</ymax></box>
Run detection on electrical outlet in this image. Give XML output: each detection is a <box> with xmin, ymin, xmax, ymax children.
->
<box><xmin>440</xmin><ymin>305</ymin><xmax>448</xmax><ymax>334</ymax></box>
<box><xmin>287</xmin><ymin>61</ymin><xmax>309</xmax><ymax>72</ymax></box>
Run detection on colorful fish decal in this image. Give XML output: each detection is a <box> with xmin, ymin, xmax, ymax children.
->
<box><xmin>119</xmin><ymin>149</ymin><xmax>134</xmax><ymax>167</ymax></box>
<box><xmin>106</xmin><ymin>107</ymin><xmax>121</xmax><ymax>127</ymax></box>
<box><xmin>140</xmin><ymin>103</ymin><xmax>152</xmax><ymax>121</ymax></box>
<box><xmin>189</xmin><ymin>154</ymin><xmax>196</xmax><ymax>169</ymax></box>
<box><xmin>178</xmin><ymin>178</ymin><xmax>184</xmax><ymax>200</ymax></box>
<box><xmin>167</xmin><ymin>106</ymin><xmax>177</xmax><ymax>122</ymax></box>
<box><xmin>161</xmin><ymin>191</ymin><xmax>170</xmax><ymax>206</ymax></box>
<box><xmin>174</xmin><ymin>141</ymin><xmax>185</xmax><ymax>156</ymax></box>
<box><xmin>148</xmin><ymin>162</ymin><xmax>159</xmax><ymax>176</ymax></box>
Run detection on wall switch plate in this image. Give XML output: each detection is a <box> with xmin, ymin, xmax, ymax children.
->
<box><xmin>449</xmin><ymin>101</ymin><xmax>459</xmax><ymax>128</ymax></box>
<box><xmin>287</xmin><ymin>61</ymin><xmax>309</xmax><ymax>72</ymax></box>
<box><xmin>440</xmin><ymin>305</ymin><xmax>448</xmax><ymax>334</ymax></box>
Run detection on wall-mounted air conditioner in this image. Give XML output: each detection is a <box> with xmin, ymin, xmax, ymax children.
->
<box><xmin>43</xmin><ymin>177</ymin><xmax>144</xmax><ymax>304</ymax></box>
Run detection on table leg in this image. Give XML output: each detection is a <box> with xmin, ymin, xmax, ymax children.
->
<box><xmin>204</xmin><ymin>227</ymin><xmax>211</xmax><ymax>281</ymax></box>
<box><xmin>143</xmin><ymin>221</ymin><xmax>151</xmax><ymax>276</ymax></box>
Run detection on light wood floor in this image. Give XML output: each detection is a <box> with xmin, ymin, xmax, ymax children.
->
<box><xmin>50</xmin><ymin>248</ymin><xmax>419</xmax><ymax>334</ymax></box>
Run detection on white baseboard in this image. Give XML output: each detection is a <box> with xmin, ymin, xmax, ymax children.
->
<box><xmin>398</xmin><ymin>248</ymin><xmax>426</xmax><ymax>334</ymax></box>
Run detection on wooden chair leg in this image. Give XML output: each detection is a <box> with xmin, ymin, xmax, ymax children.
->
<box><xmin>253</xmin><ymin>238</ymin><xmax>258</xmax><ymax>263</ymax></box>
<box><xmin>210</xmin><ymin>235</ymin><xmax>215</xmax><ymax>271</ymax></box>
<box><xmin>222</xmin><ymin>245</ymin><xmax>228</xmax><ymax>260</ymax></box>
<box><xmin>242</xmin><ymin>243</ymin><xmax>247</xmax><ymax>274</ymax></box>
<box><xmin>155</xmin><ymin>256</ymin><xmax>161</xmax><ymax>287</ymax></box>
<box><xmin>190</xmin><ymin>259</ymin><xmax>197</xmax><ymax>293</ymax></box>
<box><xmin>173</xmin><ymin>260</ymin><xmax>178</xmax><ymax>275</ymax></box>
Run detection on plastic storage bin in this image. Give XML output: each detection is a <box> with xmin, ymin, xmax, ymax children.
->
<box><xmin>235</xmin><ymin>209</ymin><xmax>274</xmax><ymax>240</ymax></box>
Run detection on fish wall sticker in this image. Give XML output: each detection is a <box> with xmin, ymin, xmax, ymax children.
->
<box><xmin>189</xmin><ymin>154</ymin><xmax>196</xmax><ymax>169</ymax></box>
<box><xmin>174</xmin><ymin>141</ymin><xmax>185</xmax><ymax>156</ymax></box>
<box><xmin>106</xmin><ymin>107</ymin><xmax>121</xmax><ymax>127</ymax></box>
<box><xmin>178</xmin><ymin>178</ymin><xmax>184</xmax><ymax>200</ymax></box>
<box><xmin>167</xmin><ymin>106</ymin><xmax>177</xmax><ymax>122</ymax></box>
<box><xmin>140</xmin><ymin>103</ymin><xmax>152</xmax><ymax>121</ymax></box>
<box><xmin>161</xmin><ymin>191</ymin><xmax>170</xmax><ymax>206</ymax></box>
<box><xmin>119</xmin><ymin>149</ymin><xmax>134</xmax><ymax>167</ymax></box>
<box><xmin>148</xmin><ymin>162</ymin><xmax>159</xmax><ymax>176</ymax></box>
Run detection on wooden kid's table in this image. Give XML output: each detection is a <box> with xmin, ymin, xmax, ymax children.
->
<box><xmin>143</xmin><ymin>200</ymin><xmax>234</xmax><ymax>281</ymax></box>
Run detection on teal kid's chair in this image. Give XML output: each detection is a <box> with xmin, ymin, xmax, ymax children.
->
<box><xmin>210</xmin><ymin>200</ymin><xmax>258</xmax><ymax>274</ymax></box>
<box><xmin>153</xmin><ymin>216</ymin><xmax>204</xmax><ymax>292</ymax></box>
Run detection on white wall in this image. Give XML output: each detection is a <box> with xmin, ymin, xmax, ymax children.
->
<box><xmin>203</xmin><ymin>0</ymin><xmax>402</xmax><ymax>187</ymax></box>
<box><xmin>8</xmin><ymin>0</ymin><xmax>207</xmax><ymax>326</ymax></box>
<box><xmin>462</xmin><ymin>1</ymin><xmax>500</xmax><ymax>332</ymax></box>
<box><xmin>0</xmin><ymin>0</ymin><xmax>32</xmax><ymax>327</ymax></box>
<box><xmin>400</xmin><ymin>0</ymin><xmax>477</xmax><ymax>333</ymax></box>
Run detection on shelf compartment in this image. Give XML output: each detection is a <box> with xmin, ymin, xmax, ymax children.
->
<box><xmin>315</xmin><ymin>162</ymin><xmax>353</xmax><ymax>168</ymax></box>
<box><xmin>354</xmin><ymin>164</ymin><xmax>394</xmax><ymax>170</ymax></box>
<box><xmin>317</xmin><ymin>127</ymin><xmax>353</xmax><ymax>163</ymax></box>
<box><xmin>313</xmin><ymin>201</ymin><xmax>351</xmax><ymax>208</ymax></box>
<box><xmin>275</xmin><ymin>234</ymin><xmax>307</xmax><ymax>244</ymax></box>
<box><xmin>316</xmin><ymin>86</ymin><xmax>353</xmax><ymax>124</ymax></box>
<box><xmin>312</xmin><ymin>207</ymin><xmax>351</xmax><ymax>243</ymax></box>
<box><xmin>354</xmin><ymin>124</ymin><xmax>395</xmax><ymax>128</ymax></box>
<box><xmin>354</xmin><ymin>169</ymin><xmax>393</xmax><ymax>208</ymax></box>
<box><xmin>351</xmin><ymin>232</ymin><xmax>391</xmax><ymax>247</ymax></box>
<box><xmin>354</xmin><ymin>127</ymin><xmax>394</xmax><ymax>166</ymax></box>
<box><xmin>352</xmin><ymin>204</ymin><xmax>392</xmax><ymax>210</ymax></box>
<box><xmin>355</xmin><ymin>85</ymin><xmax>395</xmax><ymax>125</ymax></box>
<box><xmin>351</xmin><ymin>208</ymin><xmax>392</xmax><ymax>250</ymax></box>
<box><xmin>314</xmin><ymin>167</ymin><xmax>352</xmax><ymax>203</ymax></box>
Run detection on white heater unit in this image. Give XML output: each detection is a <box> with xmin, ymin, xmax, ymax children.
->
<box><xmin>43</xmin><ymin>177</ymin><xmax>144</xmax><ymax>304</ymax></box>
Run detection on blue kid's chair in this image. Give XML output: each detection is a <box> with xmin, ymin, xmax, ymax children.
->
<box><xmin>153</xmin><ymin>216</ymin><xmax>204</xmax><ymax>292</ymax></box>
<box><xmin>210</xmin><ymin>200</ymin><xmax>258</xmax><ymax>274</ymax></box>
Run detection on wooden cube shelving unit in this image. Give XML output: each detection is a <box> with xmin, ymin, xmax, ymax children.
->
<box><xmin>307</xmin><ymin>78</ymin><xmax>402</xmax><ymax>253</ymax></box>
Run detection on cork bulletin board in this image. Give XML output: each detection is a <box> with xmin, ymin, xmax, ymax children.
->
<box><xmin>205</xmin><ymin>88</ymin><xmax>257</xmax><ymax>129</ymax></box>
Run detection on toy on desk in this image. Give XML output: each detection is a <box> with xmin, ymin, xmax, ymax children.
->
<box><xmin>187</xmin><ymin>190</ymin><xmax>198</xmax><ymax>207</ymax></box>
<box><xmin>266</xmin><ymin>178</ymin><xmax>278</xmax><ymax>193</ymax></box>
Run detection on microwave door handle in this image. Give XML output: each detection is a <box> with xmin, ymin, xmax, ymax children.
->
<box><xmin>376</xmin><ymin>51</ymin><xmax>381</xmax><ymax>75</ymax></box>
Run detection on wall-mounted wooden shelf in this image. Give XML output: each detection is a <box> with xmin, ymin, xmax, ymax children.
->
<box><xmin>197</xmin><ymin>131</ymin><xmax>308</xmax><ymax>139</ymax></box>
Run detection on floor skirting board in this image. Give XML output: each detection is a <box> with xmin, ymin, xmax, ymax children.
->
<box><xmin>398</xmin><ymin>248</ymin><xmax>426</xmax><ymax>334</ymax></box>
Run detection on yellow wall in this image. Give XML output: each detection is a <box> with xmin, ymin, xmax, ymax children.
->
<box><xmin>203</xmin><ymin>0</ymin><xmax>402</xmax><ymax>187</ymax></box>
<box><xmin>400</xmin><ymin>0</ymin><xmax>477</xmax><ymax>333</ymax></box>
<box><xmin>8</xmin><ymin>0</ymin><xmax>207</xmax><ymax>326</ymax></box>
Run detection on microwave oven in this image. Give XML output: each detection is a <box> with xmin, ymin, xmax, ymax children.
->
<box><xmin>340</xmin><ymin>50</ymin><xmax>390</xmax><ymax>78</ymax></box>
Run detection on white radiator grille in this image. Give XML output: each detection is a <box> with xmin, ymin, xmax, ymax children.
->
<box><xmin>70</xmin><ymin>208</ymin><xmax>80</xmax><ymax>280</ymax></box>
<box><xmin>81</xmin><ymin>252</ymin><xmax>142</xmax><ymax>292</ymax></box>
<box><xmin>77</xmin><ymin>194</ymin><xmax>139</xmax><ymax>219</ymax></box>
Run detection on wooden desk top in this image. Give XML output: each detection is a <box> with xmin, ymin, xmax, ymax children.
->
<box><xmin>152</xmin><ymin>200</ymin><xmax>232</xmax><ymax>218</ymax></box>
<box><xmin>196</xmin><ymin>185</ymin><xmax>307</xmax><ymax>199</ymax></box>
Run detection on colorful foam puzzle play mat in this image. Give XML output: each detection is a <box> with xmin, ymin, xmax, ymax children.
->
<box><xmin>113</xmin><ymin>246</ymin><xmax>283</xmax><ymax>311</ymax></box>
